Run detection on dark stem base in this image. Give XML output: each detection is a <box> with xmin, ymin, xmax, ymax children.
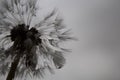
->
<box><xmin>6</xmin><ymin>54</ymin><xmax>20</xmax><ymax>80</ymax></box>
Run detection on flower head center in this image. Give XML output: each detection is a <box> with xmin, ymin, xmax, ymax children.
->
<box><xmin>10</xmin><ymin>24</ymin><xmax>40</xmax><ymax>44</ymax></box>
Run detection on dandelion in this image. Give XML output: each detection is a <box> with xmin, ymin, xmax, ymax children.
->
<box><xmin>0</xmin><ymin>0</ymin><xmax>74</xmax><ymax>80</ymax></box>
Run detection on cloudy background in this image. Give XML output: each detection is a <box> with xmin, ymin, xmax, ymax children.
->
<box><xmin>36</xmin><ymin>0</ymin><xmax>120</xmax><ymax>80</ymax></box>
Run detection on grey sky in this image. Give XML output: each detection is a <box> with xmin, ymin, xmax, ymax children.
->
<box><xmin>45</xmin><ymin>0</ymin><xmax>120</xmax><ymax>80</ymax></box>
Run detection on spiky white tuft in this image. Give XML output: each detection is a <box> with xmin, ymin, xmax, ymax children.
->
<box><xmin>0</xmin><ymin>0</ymin><xmax>74</xmax><ymax>79</ymax></box>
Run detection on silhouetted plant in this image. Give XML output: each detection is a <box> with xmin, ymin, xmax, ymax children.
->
<box><xmin>0</xmin><ymin>0</ymin><xmax>74</xmax><ymax>80</ymax></box>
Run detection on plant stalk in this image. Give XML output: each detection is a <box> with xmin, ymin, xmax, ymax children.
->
<box><xmin>6</xmin><ymin>54</ymin><xmax>21</xmax><ymax>80</ymax></box>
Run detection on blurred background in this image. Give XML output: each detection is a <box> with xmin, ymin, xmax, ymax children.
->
<box><xmin>37</xmin><ymin>0</ymin><xmax>120</xmax><ymax>80</ymax></box>
<box><xmin>42</xmin><ymin>0</ymin><xmax>120</xmax><ymax>80</ymax></box>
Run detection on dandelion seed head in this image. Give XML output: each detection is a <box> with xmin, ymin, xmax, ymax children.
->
<box><xmin>0</xmin><ymin>0</ymin><xmax>74</xmax><ymax>79</ymax></box>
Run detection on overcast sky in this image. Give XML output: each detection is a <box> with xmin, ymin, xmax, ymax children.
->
<box><xmin>40</xmin><ymin>0</ymin><xmax>120</xmax><ymax>80</ymax></box>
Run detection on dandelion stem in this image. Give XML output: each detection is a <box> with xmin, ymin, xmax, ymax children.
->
<box><xmin>6</xmin><ymin>54</ymin><xmax>21</xmax><ymax>80</ymax></box>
